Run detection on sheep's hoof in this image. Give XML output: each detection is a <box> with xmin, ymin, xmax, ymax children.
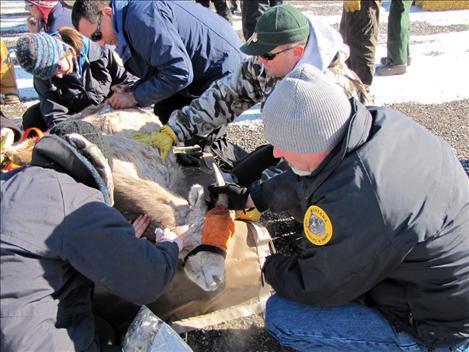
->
<box><xmin>184</xmin><ymin>251</ymin><xmax>225</xmax><ymax>291</ymax></box>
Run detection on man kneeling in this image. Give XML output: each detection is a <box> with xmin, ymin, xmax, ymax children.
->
<box><xmin>209</xmin><ymin>64</ymin><xmax>469</xmax><ymax>351</ymax></box>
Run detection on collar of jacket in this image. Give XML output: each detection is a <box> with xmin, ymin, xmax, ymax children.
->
<box><xmin>87</xmin><ymin>40</ymin><xmax>101</xmax><ymax>63</ymax></box>
<box><xmin>300</xmin><ymin>98</ymin><xmax>373</xmax><ymax>196</ymax></box>
<box><xmin>112</xmin><ymin>0</ymin><xmax>132</xmax><ymax>64</ymax></box>
<box><xmin>30</xmin><ymin>135</ymin><xmax>112</xmax><ymax>205</ymax></box>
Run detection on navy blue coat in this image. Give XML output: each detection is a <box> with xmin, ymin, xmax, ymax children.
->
<box><xmin>1</xmin><ymin>142</ymin><xmax>179</xmax><ymax>351</ymax></box>
<box><xmin>42</xmin><ymin>1</ymin><xmax>73</xmax><ymax>34</ymax></box>
<box><xmin>112</xmin><ymin>0</ymin><xmax>244</xmax><ymax>106</ymax></box>
<box><xmin>255</xmin><ymin>102</ymin><xmax>469</xmax><ymax>348</ymax></box>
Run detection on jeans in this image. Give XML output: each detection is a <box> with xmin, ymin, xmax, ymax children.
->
<box><xmin>265</xmin><ymin>294</ymin><xmax>469</xmax><ymax>352</ymax></box>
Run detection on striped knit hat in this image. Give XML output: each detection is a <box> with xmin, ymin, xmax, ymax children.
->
<box><xmin>263</xmin><ymin>64</ymin><xmax>352</xmax><ymax>153</ymax></box>
<box><xmin>16</xmin><ymin>33</ymin><xmax>71</xmax><ymax>80</ymax></box>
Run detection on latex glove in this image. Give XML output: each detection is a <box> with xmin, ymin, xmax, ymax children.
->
<box><xmin>111</xmin><ymin>84</ymin><xmax>132</xmax><ymax>94</ymax></box>
<box><xmin>201</xmin><ymin>205</ymin><xmax>235</xmax><ymax>252</ymax></box>
<box><xmin>154</xmin><ymin>227</ymin><xmax>183</xmax><ymax>252</ymax></box>
<box><xmin>208</xmin><ymin>183</ymin><xmax>250</xmax><ymax>210</ymax></box>
<box><xmin>108</xmin><ymin>91</ymin><xmax>138</xmax><ymax>109</ymax></box>
<box><xmin>343</xmin><ymin>0</ymin><xmax>361</xmax><ymax>12</ymax></box>
<box><xmin>133</xmin><ymin>125</ymin><xmax>177</xmax><ymax>162</ymax></box>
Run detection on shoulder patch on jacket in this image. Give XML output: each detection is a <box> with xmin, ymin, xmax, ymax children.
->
<box><xmin>303</xmin><ymin>205</ymin><xmax>333</xmax><ymax>246</ymax></box>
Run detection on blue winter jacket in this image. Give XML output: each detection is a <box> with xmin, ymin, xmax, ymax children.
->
<box><xmin>43</xmin><ymin>1</ymin><xmax>73</xmax><ymax>34</ymax></box>
<box><xmin>111</xmin><ymin>0</ymin><xmax>244</xmax><ymax>106</ymax></box>
<box><xmin>1</xmin><ymin>138</ymin><xmax>179</xmax><ymax>352</ymax></box>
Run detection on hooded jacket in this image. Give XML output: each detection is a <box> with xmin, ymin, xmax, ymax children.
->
<box><xmin>111</xmin><ymin>0</ymin><xmax>244</xmax><ymax>107</ymax></box>
<box><xmin>168</xmin><ymin>15</ymin><xmax>369</xmax><ymax>143</ymax></box>
<box><xmin>33</xmin><ymin>40</ymin><xmax>137</xmax><ymax>128</ymax></box>
<box><xmin>0</xmin><ymin>136</ymin><xmax>179</xmax><ymax>352</ymax></box>
<box><xmin>253</xmin><ymin>101</ymin><xmax>469</xmax><ymax>348</ymax></box>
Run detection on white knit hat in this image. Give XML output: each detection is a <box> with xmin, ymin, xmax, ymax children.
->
<box><xmin>263</xmin><ymin>64</ymin><xmax>352</xmax><ymax>153</ymax></box>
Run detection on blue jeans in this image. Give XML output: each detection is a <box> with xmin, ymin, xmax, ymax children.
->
<box><xmin>265</xmin><ymin>294</ymin><xmax>469</xmax><ymax>352</ymax></box>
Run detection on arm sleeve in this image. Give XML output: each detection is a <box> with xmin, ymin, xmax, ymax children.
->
<box><xmin>105</xmin><ymin>48</ymin><xmax>138</xmax><ymax>88</ymax></box>
<box><xmin>61</xmin><ymin>195</ymin><xmax>179</xmax><ymax>305</ymax></box>
<box><xmin>125</xmin><ymin>11</ymin><xmax>193</xmax><ymax>107</ymax></box>
<box><xmin>168</xmin><ymin>57</ymin><xmax>276</xmax><ymax>142</ymax></box>
<box><xmin>262</xmin><ymin>173</ymin><xmax>412</xmax><ymax>307</ymax></box>
<box><xmin>34</xmin><ymin>78</ymin><xmax>72</xmax><ymax>128</ymax></box>
<box><xmin>249</xmin><ymin>169</ymin><xmax>302</xmax><ymax>213</ymax></box>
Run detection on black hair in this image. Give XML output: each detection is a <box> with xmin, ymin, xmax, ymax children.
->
<box><xmin>71</xmin><ymin>0</ymin><xmax>109</xmax><ymax>29</ymax></box>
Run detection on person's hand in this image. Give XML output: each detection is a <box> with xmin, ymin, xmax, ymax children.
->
<box><xmin>111</xmin><ymin>84</ymin><xmax>132</xmax><ymax>94</ymax></box>
<box><xmin>108</xmin><ymin>91</ymin><xmax>138</xmax><ymax>109</ymax></box>
<box><xmin>27</xmin><ymin>16</ymin><xmax>39</xmax><ymax>33</ymax></box>
<box><xmin>343</xmin><ymin>0</ymin><xmax>361</xmax><ymax>12</ymax></box>
<box><xmin>208</xmin><ymin>183</ymin><xmax>250</xmax><ymax>210</ymax></box>
<box><xmin>154</xmin><ymin>227</ymin><xmax>184</xmax><ymax>252</ymax></box>
<box><xmin>201</xmin><ymin>205</ymin><xmax>235</xmax><ymax>252</ymax></box>
<box><xmin>133</xmin><ymin>125</ymin><xmax>177</xmax><ymax>162</ymax></box>
<box><xmin>132</xmin><ymin>214</ymin><xmax>151</xmax><ymax>238</ymax></box>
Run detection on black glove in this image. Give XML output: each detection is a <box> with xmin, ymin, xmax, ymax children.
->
<box><xmin>208</xmin><ymin>183</ymin><xmax>250</xmax><ymax>210</ymax></box>
<box><xmin>176</xmin><ymin>152</ymin><xmax>202</xmax><ymax>167</ymax></box>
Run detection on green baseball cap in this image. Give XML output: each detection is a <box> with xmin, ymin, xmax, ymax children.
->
<box><xmin>240</xmin><ymin>4</ymin><xmax>309</xmax><ymax>56</ymax></box>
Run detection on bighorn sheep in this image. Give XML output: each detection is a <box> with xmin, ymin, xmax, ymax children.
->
<box><xmin>79</xmin><ymin>105</ymin><xmax>226</xmax><ymax>291</ymax></box>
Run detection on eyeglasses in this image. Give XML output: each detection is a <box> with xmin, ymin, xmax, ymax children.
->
<box><xmin>259</xmin><ymin>46</ymin><xmax>296</xmax><ymax>61</ymax></box>
<box><xmin>90</xmin><ymin>13</ymin><xmax>103</xmax><ymax>42</ymax></box>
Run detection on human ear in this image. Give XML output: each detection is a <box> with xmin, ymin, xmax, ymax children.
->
<box><xmin>102</xmin><ymin>6</ymin><xmax>113</xmax><ymax>16</ymax></box>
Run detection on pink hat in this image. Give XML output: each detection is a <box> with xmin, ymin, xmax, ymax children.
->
<box><xmin>28</xmin><ymin>1</ymin><xmax>58</xmax><ymax>8</ymax></box>
<box><xmin>27</xmin><ymin>1</ymin><xmax>58</xmax><ymax>24</ymax></box>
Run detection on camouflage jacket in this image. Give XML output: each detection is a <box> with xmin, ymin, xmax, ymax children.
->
<box><xmin>168</xmin><ymin>55</ymin><xmax>370</xmax><ymax>143</ymax></box>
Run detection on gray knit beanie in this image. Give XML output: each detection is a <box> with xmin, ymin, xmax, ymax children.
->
<box><xmin>263</xmin><ymin>64</ymin><xmax>352</xmax><ymax>153</ymax></box>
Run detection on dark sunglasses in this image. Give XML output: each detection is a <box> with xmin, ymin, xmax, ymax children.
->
<box><xmin>90</xmin><ymin>13</ymin><xmax>103</xmax><ymax>42</ymax></box>
<box><xmin>260</xmin><ymin>46</ymin><xmax>295</xmax><ymax>61</ymax></box>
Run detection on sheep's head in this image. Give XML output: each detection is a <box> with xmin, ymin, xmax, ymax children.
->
<box><xmin>180</xmin><ymin>184</ymin><xmax>226</xmax><ymax>291</ymax></box>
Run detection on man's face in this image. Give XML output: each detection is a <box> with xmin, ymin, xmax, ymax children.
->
<box><xmin>273</xmin><ymin>146</ymin><xmax>329</xmax><ymax>175</ymax></box>
<box><xmin>256</xmin><ymin>43</ymin><xmax>304</xmax><ymax>78</ymax></box>
<box><xmin>77</xmin><ymin>7</ymin><xmax>118</xmax><ymax>47</ymax></box>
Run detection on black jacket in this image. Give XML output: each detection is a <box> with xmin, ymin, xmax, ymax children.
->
<box><xmin>253</xmin><ymin>101</ymin><xmax>469</xmax><ymax>348</ymax></box>
<box><xmin>34</xmin><ymin>40</ymin><xmax>137</xmax><ymax>128</ymax></box>
<box><xmin>0</xmin><ymin>137</ymin><xmax>178</xmax><ymax>352</ymax></box>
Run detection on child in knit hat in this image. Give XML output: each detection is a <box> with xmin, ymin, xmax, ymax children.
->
<box><xmin>16</xmin><ymin>31</ymin><xmax>75</xmax><ymax>80</ymax></box>
<box><xmin>15</xmin><ymin>28</ymin><xmax>137</xmax><ymax>131</ymax></box>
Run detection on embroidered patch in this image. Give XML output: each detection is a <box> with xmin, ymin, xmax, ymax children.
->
<box><xmin>303</xmin><ymin>205</ymin><xmax>333</xmax><ymax>246</ymax></box>
<box><xmin>246</xmin><ymin>32</ymin><xmax>258</xmax><ymax>44</ymax></box>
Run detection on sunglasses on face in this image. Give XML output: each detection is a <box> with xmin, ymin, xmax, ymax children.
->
<box><xmin>259</xmin><ymin>46</ymin><xmax>296</xmax><ymax>61</ymax></box>
<box><xmin>90</xmin><ymin>13</ymin><xmax>103</xmax><ymax>42</ymax></box>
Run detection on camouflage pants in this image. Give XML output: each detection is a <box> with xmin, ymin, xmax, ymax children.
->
<box><xmin>339</xmin><ymin>0</ymin><xmax>381</xmax><ymax>86</ymax></box>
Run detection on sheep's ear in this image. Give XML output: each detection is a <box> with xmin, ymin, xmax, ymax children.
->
<box><xmin>188</xmin><ymin>184</ymin><xmax>205</xmax><ymax>208</ymax></box>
